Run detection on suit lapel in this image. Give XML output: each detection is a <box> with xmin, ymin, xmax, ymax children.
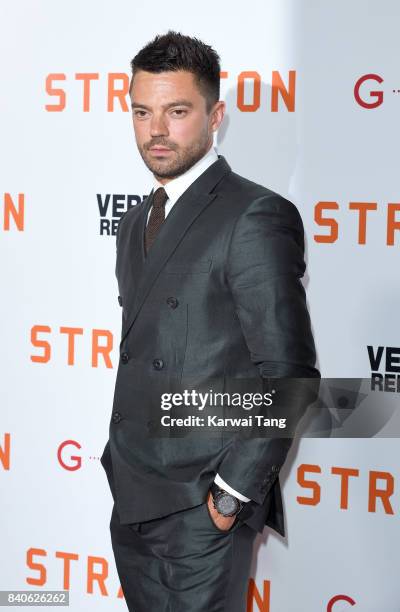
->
<box><xmin>120</xmin><ymin>155</ymin><xmax>231</xmax><ymax>347</ymax></box>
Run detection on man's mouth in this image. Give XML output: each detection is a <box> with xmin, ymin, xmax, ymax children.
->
<box><xmin>149</xmin><ymin>146</ymin><xmax>172</xmax><ymax>152</ymax></box>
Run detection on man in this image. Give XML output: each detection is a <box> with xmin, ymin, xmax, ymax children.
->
<box><xmin>100</xmin><ymin>30</ymin><xmax>320</xmax><ymax>612</ymax></box>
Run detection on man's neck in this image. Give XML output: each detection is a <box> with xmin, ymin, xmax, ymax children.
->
<box><xmin>151</xmin><ymin>145</ymin><xmax>219</xmax><ymax>207</ymax></box>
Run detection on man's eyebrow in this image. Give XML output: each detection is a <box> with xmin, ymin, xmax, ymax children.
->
<box><xmin>131</xmin><ymin>100</ymin><xmax>194</xmax><ymax>110</ymax></box>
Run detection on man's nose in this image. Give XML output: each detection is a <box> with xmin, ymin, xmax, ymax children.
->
<box><xmin>150</xmin><ymin>113</ymin><xmax>169</xmax><ymax>137</ymax></box>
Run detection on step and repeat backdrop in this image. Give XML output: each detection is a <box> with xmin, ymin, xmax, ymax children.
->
<box><xmin>1</xmin><ymin>1</ymin><xmax>399</xmax><ymax>610</ymax></box>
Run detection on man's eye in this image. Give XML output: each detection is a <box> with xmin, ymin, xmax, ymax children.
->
<box><xmin>171</xmin><ymin>109</ymin><xmax>187</xmax><ymax>116</ymax></box>
<box><xmin>133</xmin><ymin>110</ymin><xmax>148</xmax><ymax>118</ymax></box>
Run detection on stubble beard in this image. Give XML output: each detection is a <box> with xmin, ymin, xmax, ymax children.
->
<box><xmin>137</xmin><ymin>133</ymin><xmax>211</xmax><ymax>181</ymax></box>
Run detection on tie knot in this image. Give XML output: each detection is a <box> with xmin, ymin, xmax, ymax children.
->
<box><xmin>152</xmin><ymin>187</ymin><xmax>168</xmax><ymax>210</ymax></box>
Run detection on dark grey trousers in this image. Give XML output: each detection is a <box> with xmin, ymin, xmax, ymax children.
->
<box><xmin>109</xmin><ymin>500</ymin><xmax>258</xmax><ymax>612</ymax></box>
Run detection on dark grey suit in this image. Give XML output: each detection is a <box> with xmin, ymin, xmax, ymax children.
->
<box><xmin>101</xmin><ymin>155</ymin><xmax>320</xmax><ymax>610</ymax></box>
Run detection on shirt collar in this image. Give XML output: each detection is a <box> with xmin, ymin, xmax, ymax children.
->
<box><xmin>152</xmin><ymin>146</ymin><xmax>219</xmax><ymax>205</ymax></box>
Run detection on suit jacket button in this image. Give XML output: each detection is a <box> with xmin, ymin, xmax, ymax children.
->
<box><xmin>118</xmin><ymin>295</ymin><xmax>123</xmax><ymax>307</ymax></box>
<box><xmin>121</xmin><ymin>352</ymin><xmax>130</xmax><ymax>364</ymax></box>
<box><xmin>112</xmin><ymin>411</ymin><xmax>122</xmax><ymax>424</ymax></box>
<box><xmin>166</xmin><ymin>296</ymin><xmax>179</xmax><ymax>309</ymax></box>
<box><xmin>153</xmin><ymin>358</ymin><xmax>164</xmax><ymax>370</ymax></box>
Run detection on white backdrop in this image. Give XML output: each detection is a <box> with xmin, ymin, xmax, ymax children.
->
<box><xmin>1</xmin><ymin>1</ymin><xmax>399</xmax><ymax>610</ymax></box>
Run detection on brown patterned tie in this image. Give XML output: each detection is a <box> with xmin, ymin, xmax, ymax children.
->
<box><xmin>144</xmin><ymin>187</ymin><xmax>168</xmax><ymax>254</ymax></box>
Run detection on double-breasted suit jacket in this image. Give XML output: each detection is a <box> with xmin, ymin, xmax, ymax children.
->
<box><xmin>100</xmin><ymin>154</ymin><xmax>320</xmax><ymax>537</ymax></box>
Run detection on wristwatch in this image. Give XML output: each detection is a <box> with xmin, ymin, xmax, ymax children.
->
<box><xmin>210</xmin><ymin>482</ymin><xmax>246</xmax><ymax>517</ymax></box>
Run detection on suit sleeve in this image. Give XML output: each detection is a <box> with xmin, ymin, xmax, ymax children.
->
<box><xmin>216</xmin><ymin>194</ymin><xmax>320</xmax><ymax>505</ymax></box>
<box><xmin>214</xmin><ymin>473</ymin><xmax>251</xmax><ymax>502</ymax></box>
<box><xmin>115</xmin><ymin>207</ymin><xmax>132</xmax><ymax>277</ymax></box>
<box><xmin>116</xmin><ymin>209</ymin><xmax>128</xmax><ymax>251</ymax></box>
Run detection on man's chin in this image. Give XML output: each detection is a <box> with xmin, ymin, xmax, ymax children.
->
<box><xmin>140</xmin><ymin>145</ymin><xmax>208</xmax><ymax>180</ymax></box>
<box><xmin>145</xmin><ymin>159</ymin><xmax>181</xmax><ymax>180</ymax></box>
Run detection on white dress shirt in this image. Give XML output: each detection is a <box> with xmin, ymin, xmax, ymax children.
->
<box><xmin>145</xmin><ymin>145</ymin><xmax>251</xmax><ymax>504</ymax></box>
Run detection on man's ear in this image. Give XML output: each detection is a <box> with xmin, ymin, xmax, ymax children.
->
<box><xmin>210</xmin><ymin>100</ymin><xmax>226</xmax><ymax>133</ymax></box>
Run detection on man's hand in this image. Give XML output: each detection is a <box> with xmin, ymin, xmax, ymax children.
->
<box><xmin>206</xmin><ymin>491</ymin><xmax>237</xmax><ymax>531</ymax></box>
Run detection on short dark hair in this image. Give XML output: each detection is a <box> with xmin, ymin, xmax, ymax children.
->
<box><xmin>130</xmin><ymin>30</ymin><xmax>221</xmax><ymax>113</ymax></box>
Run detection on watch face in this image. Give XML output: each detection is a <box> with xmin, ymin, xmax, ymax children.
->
<box><xmin>216</xmin><ymin>493</ymin><xmax>238</xmax><ymax>516</ymax></box>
